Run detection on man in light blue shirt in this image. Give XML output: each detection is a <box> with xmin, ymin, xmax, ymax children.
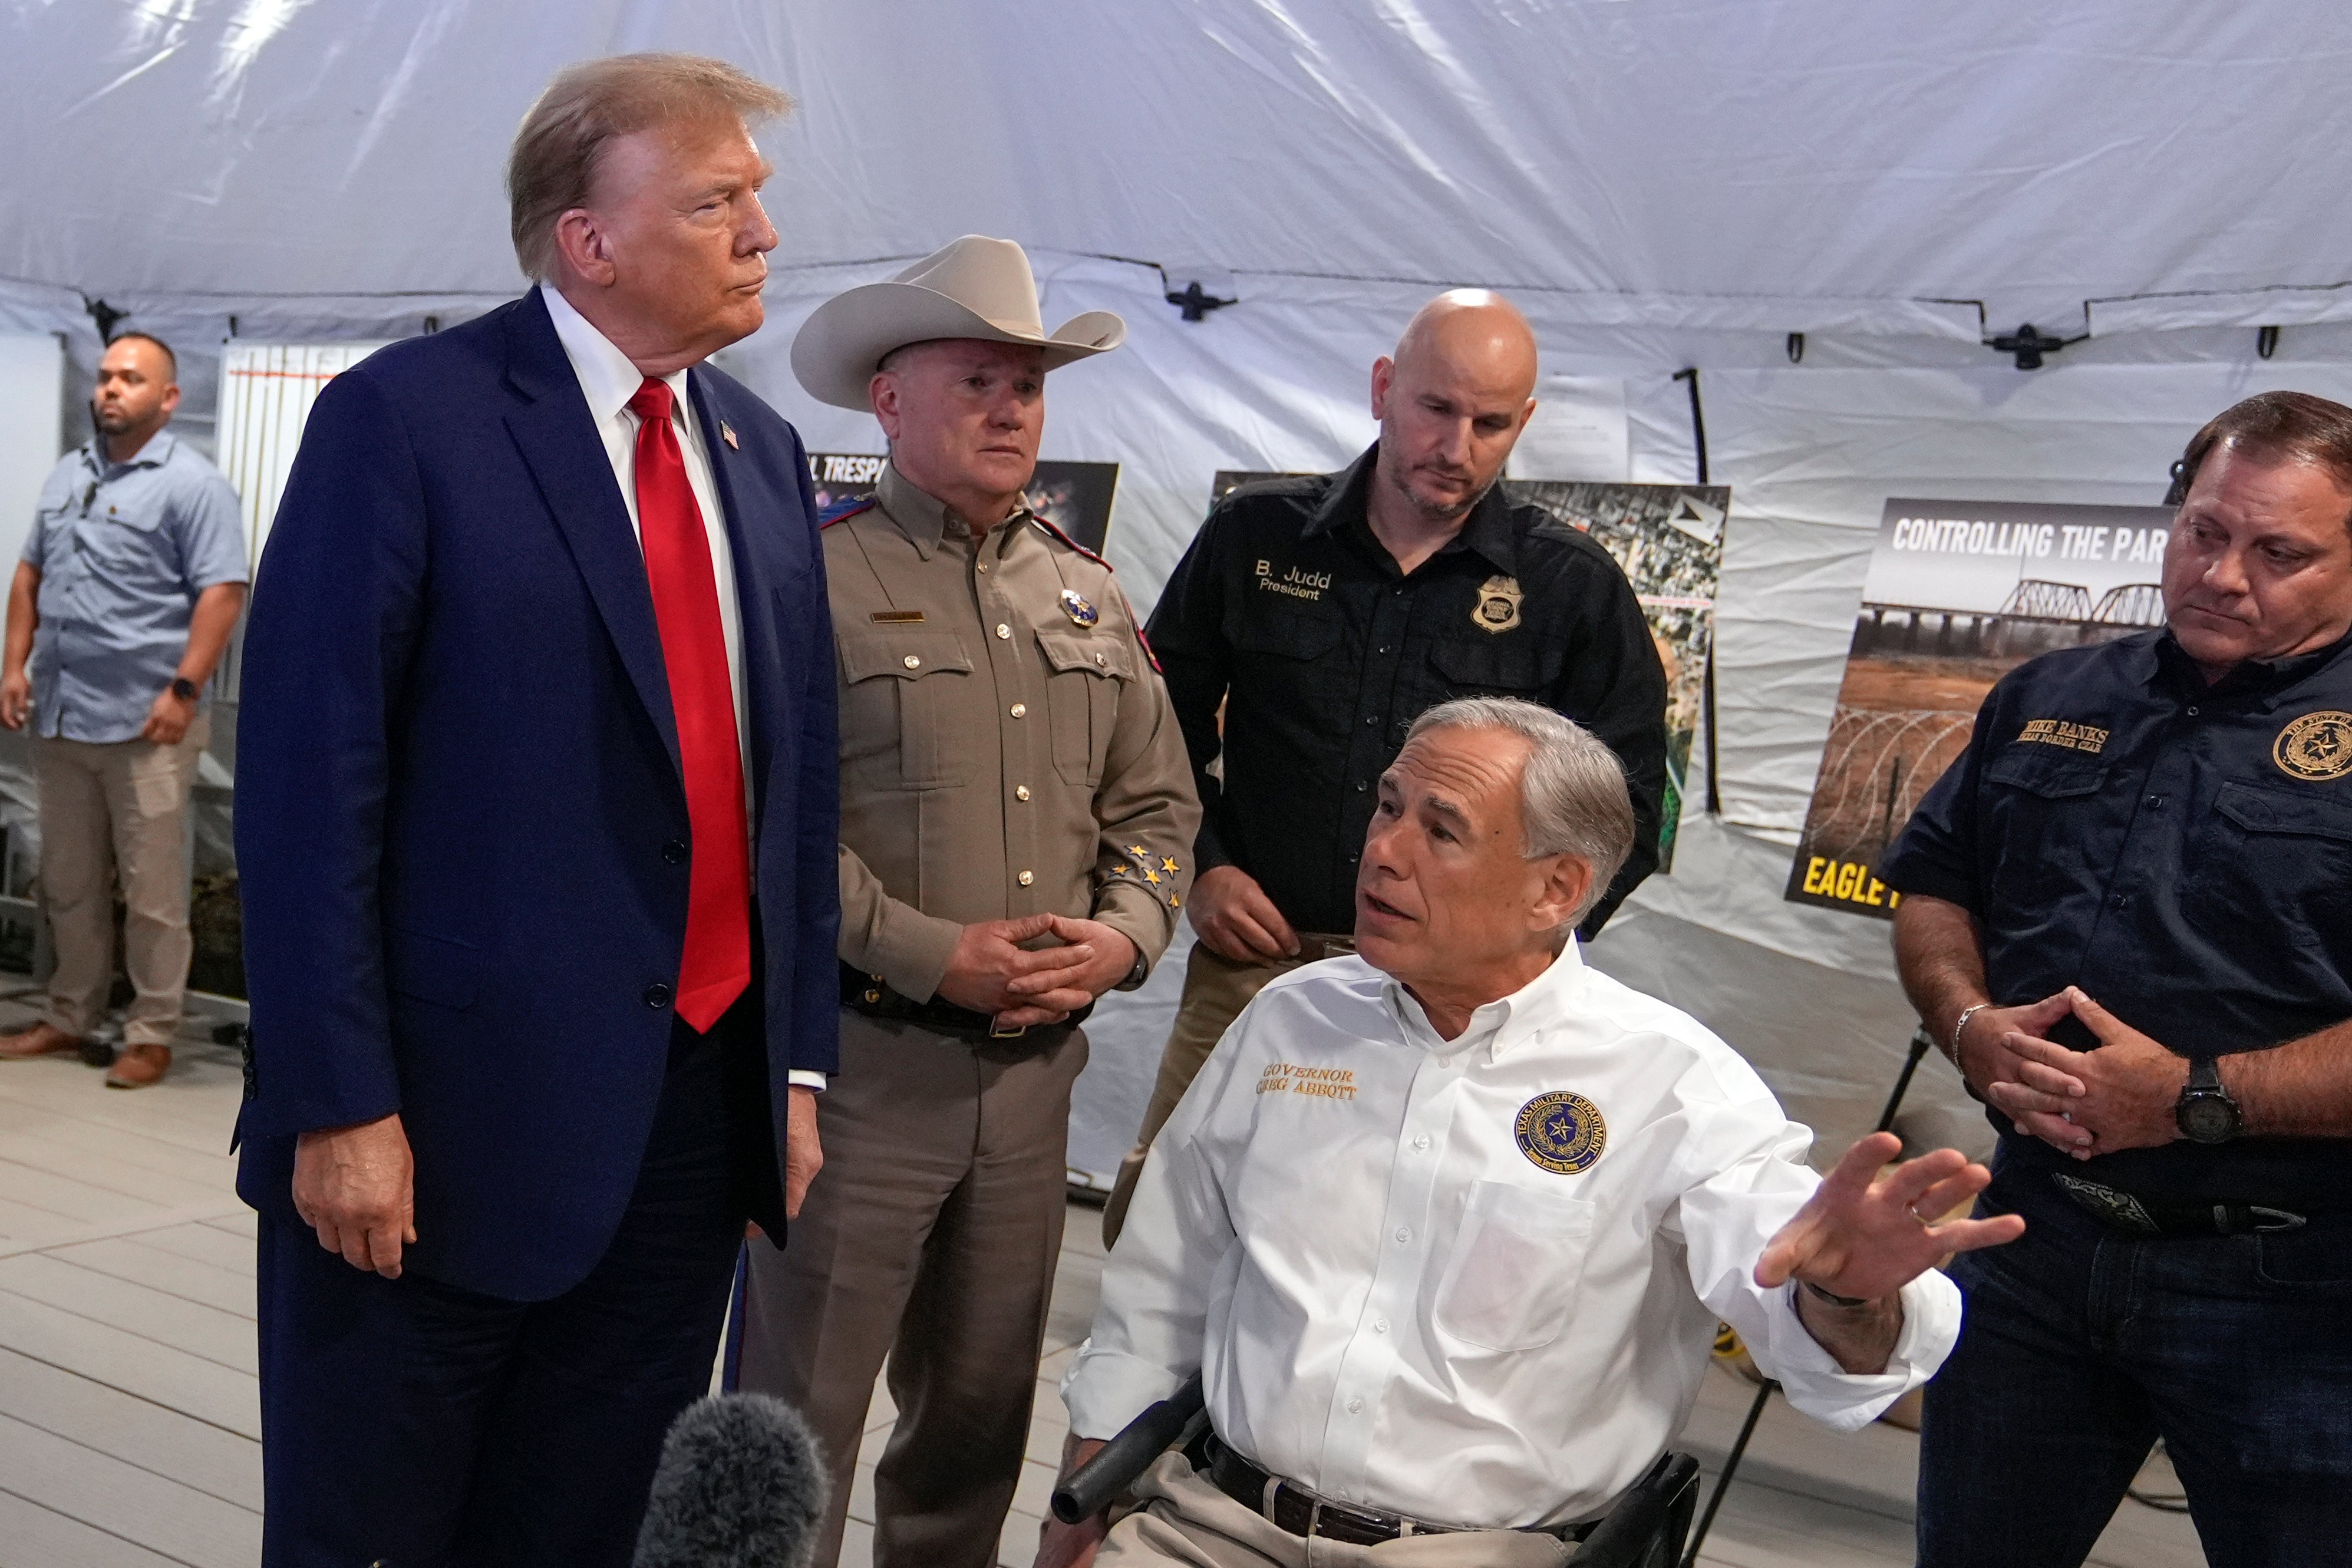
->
<box><xmin>0</xmin><ymin>333</ymin><xmax>248</xmax><ymax>1087</ymax></box>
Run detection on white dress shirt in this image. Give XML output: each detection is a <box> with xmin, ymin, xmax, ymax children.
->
<box><xmin>542</xmin><ymin>286</ymin><xmax>824</xmax><ymax>1091</ymax></box>
<box><xmin>1063</xmin><ymin>940</ymin><xmax>1961</xmax><ymax>1528</ymax></box>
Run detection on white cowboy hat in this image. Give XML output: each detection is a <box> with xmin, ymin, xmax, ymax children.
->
<box><xmin>790</xmin><ymin>235</ymin><xmax>1127</xmax><ymax>410</ymax></box>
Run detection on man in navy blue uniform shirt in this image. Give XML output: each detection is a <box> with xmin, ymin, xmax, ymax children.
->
<box><xmin>1883</xmin><ymin>391</ymin><xmax>2352</xmax><ymax>1567</ymax></box>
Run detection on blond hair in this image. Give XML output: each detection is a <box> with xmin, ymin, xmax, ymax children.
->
<box><xmin>507</xmin><ymin>54</ymin><xmax>792</xmax><ymax>280</ymax></box>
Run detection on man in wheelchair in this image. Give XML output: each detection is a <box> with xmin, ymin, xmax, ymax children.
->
<box><xmin>1037</xmin><ymin>698</ymin><xmax>2021</xmax><ymax>1566</ymax></box>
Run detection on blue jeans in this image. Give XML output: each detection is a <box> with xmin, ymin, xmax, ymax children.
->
<box><xmin>1918</xmin><ymin>1154</ymin><xmax>2352</xmax><ymax>1567</ymax></box>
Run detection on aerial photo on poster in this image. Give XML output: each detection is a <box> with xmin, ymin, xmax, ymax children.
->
<box><xmin>1784</xmin><ymin>497</ymin><xmax>2174</xmax><ymax>919</ymax></box>
<box><xmin>1209</xmin><ymin>473</ymin><xmax>1727</xmax><ymax>869</ymax></box>
<box><xmin>810</xmin><ymin>452</ymin><xmax>1121</xmax><ymax>553</ymax></box>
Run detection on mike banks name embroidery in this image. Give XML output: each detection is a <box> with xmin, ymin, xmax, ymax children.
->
<box><xmin>2016</xmin><ymin>718</ymin><xmax>2109</xmax><ymax>754</ymax></box>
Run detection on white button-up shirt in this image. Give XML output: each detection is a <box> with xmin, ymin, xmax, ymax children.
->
<box><xmin>541</xmin><ymin>285</ymin><xmax>825</xmax><ymax>1090</ymax></box>
<box><xmin>1063</xmin><ymin>941</ymin><xmax>1961</xmax><ymax>1528</ymax></box>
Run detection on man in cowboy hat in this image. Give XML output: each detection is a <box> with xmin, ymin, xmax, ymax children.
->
<box><xmin>732</xmin><ymin>235</ymin><xmax>1201</xmax><ymax>1568</ymax></box>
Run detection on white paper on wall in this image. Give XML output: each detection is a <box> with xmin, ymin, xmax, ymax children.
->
<box><xmin>1507</xmin><ymin>375</ymin><xmax>1630</xmax><ymax>483</ymax></box>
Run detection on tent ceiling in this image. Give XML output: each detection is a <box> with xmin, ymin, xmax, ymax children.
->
<box><xmin>6</xmin><ymin>2</ymin><xmax>2351</xmax><ymax>332</ymax></box>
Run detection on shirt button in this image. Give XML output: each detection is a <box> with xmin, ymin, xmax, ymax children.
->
<box><xmin>1346</xmin><ymin>1396</ymin><xmax>1364</xmax><ymax>1414</ymax></box>
<box><xmin>2186</xmin><ymin>705</ymin><xmax>2200</xmax><ymax>717</ymax></box>
<box><xmin>903</xmin><ymin>655</ymin><xmax>921</xmax><ymax>670</ymax></box>
<box><xmin>1373</xmin><ymin>1318</ymin><xmax>1390</xmax><ymax>1334</ymax></box>
<box><xmin>995</xmin><ymin>623</ymin><xmax>1011</xmax><ymax>639</ymax></box>
<box><xmin>1364</xmin><ymin>715</ymin><xmax>1378</xmax><ymax>726</ymax></box>
<box><xmin>642</xmin><ymin>982</ymin><xmax>673</xmax><ymax>1009</ymax></box>
<box><xmin>2146</xmin><ymin>795</ymin><xmax>2162</xmax><ymax>808</ymax></box>
<box><xmin>1437</xmin><ymin>1055</ymin><xmax>1452</xmax><ymax>1068</ymax></box>
<box><xmin>1095</xmin><ymin>652</ymin><xmax>1107</xmax><ymax>666</ymax></box>
<box><xmin>1010</xmin><ymin>702</ymin><xmax>1027</xmax><ymax>718</ymax></box>
<box><xmin>661</xmin><ymin>839</ymin><xmax>688</xmax><ymax>864</ymax></box>
<box><xmin>976</xmin><ymin>562</ymin><xmax>988</xmax><ymax>573</ymax></box>
<box><xmin>1394</xmin><ymin>1226</ymin><xmax>1410</xmax><ymax>1243</ymax></box>
<box><xmin>1413</xmin><ymin>1134</ymin><xmax>1431</xmax><ymax>1151</ymax></box>
<box><xmin>1354</xmin><ymin>780</ymin><xmax>1367</xmax><ymax>792</ymax></box>
<box><xmin>1377</xmin><ymin>645</ymin><xmax>1391</xmax><ymax>655</ymax></box>
<box><xmin>1015</xmin><ymin>785</ymin><xmax>1031</xmax><ymax>801</ymax></box>
<box><xmin>1018</xmin><ymin>870</ymin><xmax>1035</xmax><ymax>886</ymax></box>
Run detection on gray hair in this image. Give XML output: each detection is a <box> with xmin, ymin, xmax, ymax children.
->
<box><xmin>1403</xmin><ymin>697</ymin><xmax>1635</xmax><ymax>926</ymax></box>
<box><xmin>507</xmin><ymin>54</ymin><xmax>793</xmax><ymax>280</ymax></box>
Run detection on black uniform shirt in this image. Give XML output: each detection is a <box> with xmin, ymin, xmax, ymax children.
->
<box><xmin>1882</xmin><ymin>626</ymin><xmax>2352</xmax><ymax>1207</ymax></box>
<box><xmin>1146</xmin><ymin>445</ymin><xmax>1669</xmax><ymax>939</ymax></box>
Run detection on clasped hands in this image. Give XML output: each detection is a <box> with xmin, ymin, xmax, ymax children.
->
<box><xmin>1955</xmin><ymin>987</ymin><xmax>2189</xmax><ymax>1160</ymax></box>
<box><xmin>935</xmin><ymin>912</ymin><xmax>1137</xmax><ymax>1030</ymax></box>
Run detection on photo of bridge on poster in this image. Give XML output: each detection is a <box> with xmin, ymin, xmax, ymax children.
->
<box><xmin>1785</xmin><ymin>497</ymin><xmax>2175</xmax><ymax>919</ymax></box>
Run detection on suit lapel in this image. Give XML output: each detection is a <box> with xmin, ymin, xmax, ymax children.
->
<box><xmin>689</xmin><ymin>370</ymin><xmax>781</xmax><ymax>786</ymax></box>
<box><xmin>501</xmin><ymin>292</ymin><xmax>682</xmax><ymax>776</ymax></box>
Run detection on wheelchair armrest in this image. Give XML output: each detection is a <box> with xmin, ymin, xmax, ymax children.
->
<box><xmin>1050</xmin><ymin>1371</ymin><xmax>1208</xmax><ymax>1524</ymax></box>
<box><xmin>1567</xmin><ymin>1451</ymin><xmax>1701</xmax><ymax>1568</ymax></box>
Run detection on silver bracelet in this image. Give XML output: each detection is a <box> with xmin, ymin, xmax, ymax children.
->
<box><xmin>1949</xmin><ymin>1002</ymin><xmax>1990</xmax><ymax>1059</ymax></box>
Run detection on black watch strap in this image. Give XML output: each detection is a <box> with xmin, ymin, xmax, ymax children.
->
<box><xmin>169</xmin><ymin>676</ymin><xmax>200</xmax><ymax>702</ymax></box>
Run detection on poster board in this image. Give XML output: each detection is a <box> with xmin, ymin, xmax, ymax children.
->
<box><xmin>807</xmin><ymin>452</ymin><xmax>1121</xmax><ymax>554</ymax></box>
<box><xmin>1208</xmin><ymin>471</ymin><xmax>1726</xmax><ymax>869</ymax></box>
<box><xmin>1783</xmin><ymin>498</ymin><xmax>2173</xmax><ymax>918</ymax></box>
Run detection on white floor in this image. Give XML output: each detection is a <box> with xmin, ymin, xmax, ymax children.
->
<box><xmin>0</xmin><ymin>988</ymin><xmax>2205</xmax><ymax>1568</ymax></box>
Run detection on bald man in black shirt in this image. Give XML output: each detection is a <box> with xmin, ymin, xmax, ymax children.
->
<box><xmin>1102</xmin><ymin>292</ymin><xmax>1668</xmax><ymax>1243</ymax></box>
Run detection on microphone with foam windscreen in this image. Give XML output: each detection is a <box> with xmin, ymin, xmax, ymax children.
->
<box><xmin>632</xmin><ymin>1394</ymin><xmax>830</xmax><ymax>1568</ymax></box>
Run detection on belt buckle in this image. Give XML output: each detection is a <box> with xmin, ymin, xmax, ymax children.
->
<box><xmin>989</xmin><ymin>1019</ymin><xmax>1028</xmax><ymax>1039</ymax></box>
<box><xmin>2053</xmin><ymin>1173</ymin><xmax>2162</xmax><ymax>1237</ymax></box>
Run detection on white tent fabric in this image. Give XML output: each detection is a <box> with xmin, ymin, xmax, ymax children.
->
<box><xmin>8</xmin><ymin>2</ymin><xmax>2351</xmax><ymax>1174</ymax></box>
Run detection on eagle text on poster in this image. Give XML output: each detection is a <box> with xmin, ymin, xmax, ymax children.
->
<box><xmin>1784</xmin><ymin>497</ymin><xmax>2173</xmax><ymax>920</ymax></box>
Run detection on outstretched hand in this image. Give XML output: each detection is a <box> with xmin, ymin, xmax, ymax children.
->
<box><xmin>1756</xmin><ymin>1132</ymin><xmax>2023</xmax><ymax>1303</ymax></box>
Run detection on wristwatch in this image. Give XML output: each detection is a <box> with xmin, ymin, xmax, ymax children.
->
<box><xmin>2174</xmin><ymin>1056</ymin><xmax>2242</xmax><ymax>1144</ymax></box>
<box><xmin>168</xmin><ymin>676</ymin><xmax>200</xmax><ymax>703</ymax></box>
<box><xmin>1122</xmin><ymin>948</ymin><xmax>1150</xmax><ymax>989</ymax></box>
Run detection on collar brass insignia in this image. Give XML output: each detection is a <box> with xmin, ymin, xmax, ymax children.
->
<box><xmin>2275</xmin><ymin>710</ymin><xmax>2352</xmax><ymax>781</ymax></box>
<box><xmin>1472</xmin><ymin>575</ymin><xmax>1523</xmax><ymax>634</ymax></box>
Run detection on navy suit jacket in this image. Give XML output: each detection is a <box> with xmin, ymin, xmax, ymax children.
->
<box><xmin>233</xmin><ymin>290</ymin><xmax>839</xmax><ymax>1300</ymax></box>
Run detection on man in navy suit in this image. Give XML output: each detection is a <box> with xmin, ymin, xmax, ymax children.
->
<box><xmin>232</xmin><ymin>54</ymin><xmax>836</xmax><ymax>1566</ymax></box>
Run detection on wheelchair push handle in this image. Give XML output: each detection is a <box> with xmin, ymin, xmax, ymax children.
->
<box><xmin>1050</xmin><ymin>1371</ymin><xmax>1208</xmax><ymax>1524</ymax></box>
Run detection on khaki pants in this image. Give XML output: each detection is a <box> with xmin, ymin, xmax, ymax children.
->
<box><xmin>29</xmin><ymin>717</ymin><xmax>207</xmax><ymax>1047</ymax></box>
<box><xmin>1102</xmin><ymin>938</ymin><xmax>1351</xmax><ymax>1249</ymax></box>
<box><xmin>1099</xmin><ymin>1452</ymin><xmax>1574</xmax><ymax>1568</ymax></box>
<box><xmin>735</xmin><ymin>1008</ymin><xmax>1087</xmax><ymax>1568</ymax></box>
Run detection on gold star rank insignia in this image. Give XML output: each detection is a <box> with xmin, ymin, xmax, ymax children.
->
<box><xmin>1161</xmin><ymin>857</ymin><xmax>1180</xmax><ymax>874</ymax></box>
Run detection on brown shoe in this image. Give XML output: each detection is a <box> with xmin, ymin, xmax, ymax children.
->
<box><xmin>0</xmin><ymin>1021</ymin><xmax>86</xmax><ymax>1061</ymax></box>
<box><xmin>105</xmin><ymin>1043</ymin><xmax>172</xmax><ymax>1088</ymax></box>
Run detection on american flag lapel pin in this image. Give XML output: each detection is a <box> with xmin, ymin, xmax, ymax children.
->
<box><xmin>720</xmin><ymin>421</ymin><xmax>739</xmax><ymax>450</ymax></box>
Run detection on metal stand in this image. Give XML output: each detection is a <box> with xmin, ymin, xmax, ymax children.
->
<box><xmin>1678</xmin><ymin>1025</ymin><xmax>1937</xmax><ymax>1568</ymax></box>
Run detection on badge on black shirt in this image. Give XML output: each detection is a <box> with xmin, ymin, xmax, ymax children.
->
<box><xmin>1472</xmin><ymin>575</ymin><xmax>1524</xmax><ymax>633</ymax></box>
<box><xmin>2275</xmin><ymin>710</ymin><xmax>2352</xmax><ymax>781</ymax></box>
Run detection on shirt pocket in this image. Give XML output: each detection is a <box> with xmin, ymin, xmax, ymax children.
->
<box><xmin>836</xmin><ymin>630</ymin><xmax>977</xmax><ymax>790</ymax></box>
<box><xmin>1427</xmin><ymin>638</ymin><xmax>1550</xmax><ymax>698</ymax></box>
<box><xmin>2183</xmin><ymin>781</ymin><xmax>2352</xmax><ymax>955</ymax></box>
<box><xmin>1981</xmin><ymin>749</ymin><xmax>2110</xmax><ymax>910</ymax></box>
<box><xmin>1431</xmin><ymin>1180</ymin><xmax>1597</xmax><ymax>1353</ymax></box>
<box><xmin>83</xmin><ymin>504</ymin><xmax>171</xmax><ymax>575</ymax></box>
<box><xmin>1036</xmin><ymin>629</ymin><xmax>1134</xmax><ymax>787</ymax></box>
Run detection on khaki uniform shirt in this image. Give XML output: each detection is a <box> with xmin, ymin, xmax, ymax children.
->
<box><xmin>828</xmin><ymin>463</ymin><xmax>1201</xmax><ymax>1002</ymax></box>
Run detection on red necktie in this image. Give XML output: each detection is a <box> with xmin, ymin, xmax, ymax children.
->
<box><xmin>629</xmin><ymin>378</ymin><xmax>750</xmax><ymax>1031</ymax></box>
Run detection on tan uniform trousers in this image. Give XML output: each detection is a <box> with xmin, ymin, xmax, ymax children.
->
<box><xmin>1102</xmin><ymin>937</ymin><xmax>1353</xmax><ymax>1248</ymax></box>
<box><xmin>1100</xmin><ymin>1453</ymin><xmax>1574</xmax><ymax>1568</ymax></box>
<box><xmin>28</xmin><ymin>717</ymin><xmax>207</xmax><ymax>1047</ymax></box>
<box><xmin>735</xmin><ymin>1008</ymin><xmax>1087</xmax><ymax>1568</ymax></box>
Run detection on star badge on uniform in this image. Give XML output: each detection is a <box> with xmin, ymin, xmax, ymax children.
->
<box><xmin>1471</xmin><ymin>575</ymin><xmax>1525</xmax><ymax>634</ymax></box>
<box><xmin>1515</xmin><ymin>1090</ymin><xmax>1606</xmax><ymax>1174</ymax></box>
<box><xmin>2275</xmin><ymin>709</ymin><xmax>2352</xmax><ymax>781</ymax></box>
<box><xmin>1060</xmin><ymin>587</ymin><xmax>1100</xmax><ymax>628</ymax></box>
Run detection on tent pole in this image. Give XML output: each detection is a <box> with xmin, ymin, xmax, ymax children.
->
<box><xmin>1678</xmin><ymin>1024</ymin><xmax>1937</xmax><ymax>1566</ymax></box>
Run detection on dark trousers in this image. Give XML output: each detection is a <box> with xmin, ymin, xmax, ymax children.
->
<box><xmin>1918</xmin><ymin>1160</ymin><xmax>2352</xmax><ymax>1568</ymax></box>
<box><xmin>255</xmin><ymin>1005</ymin><xmax>767</xmax><ymax>1568</ymax></box>
<box><xmin>731</xmin><ymin>1009</ymin><xmax>1086</xmax><ymax>1568</ymax></box>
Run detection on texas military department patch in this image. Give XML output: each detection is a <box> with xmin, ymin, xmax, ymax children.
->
<box><xmin>2275</xmin><ymin>710</ymin><xmax>2352</xmax><ymax>782</ymax></box>
<box><xmin>1515</xmin><ymin>1091</ymin><xmax>1607</xmax><ymax>1175</ymax></box>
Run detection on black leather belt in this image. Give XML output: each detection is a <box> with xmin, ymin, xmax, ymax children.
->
<box><xmin>839</xmin><ymin>963</ymin><xmax>1091</xmax><ymax>1041</ymax></box>
<box><xmin>2052</xmin><ymin>1174</ymin><xmax>2312</xmax><ymax>1238</ymax></box>
<box><xmin>1192</xmin><ymin>1431</ymin><xmax>1589</xmax><ymax>1546</ymax></box>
